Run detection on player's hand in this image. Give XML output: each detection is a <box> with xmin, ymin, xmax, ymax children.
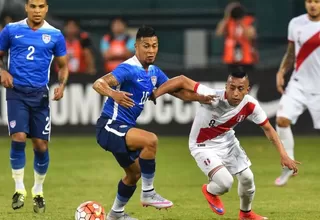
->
<box><xmin>0</xmin><ymin>70</ymin><xmax>14</xmax><ymax>88</ymax></box>
<box><xmin>280</xmin><ymin>155</ymin><xmax>301</xmax><ymax>175</ymax></box>
<box><xmin>276</xmin><ymin>72</ymin><xmax>285</xmax><ymax>94</ymax></box>
<box><xmin>148</xmin><ymin>91</ymin><xmax>157</xmax><ymax>105</ymax></box>
<box><xmin>198</xmin><ymin>95</ymin><xmax>216</xmax><ymax>104</ymax></box>
<box><xmin>112</xmin><ymin>91</ymin><xmax>135</xmax><ymax>108</ymax></box>
<box><xmin>53</xmin><ymin>84</ymin><xmax>65</xmax><ymax>101</ymax></box>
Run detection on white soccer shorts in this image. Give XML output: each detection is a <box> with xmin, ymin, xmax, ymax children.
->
<box><xmin>277</xmin><ymin>81</ymin><xmax>320</xmax><ymax>129</ymax></box>
<box><xmin>191</xmin><ymin>142</ymin><xmax>252</xmax><ymax>176</ymax></box>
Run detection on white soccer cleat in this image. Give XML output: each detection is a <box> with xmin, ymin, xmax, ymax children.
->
<box><xmin>141</xmin><ymin>191</ymin><xmax>173</xmax><ymax>209</ymax></box>
<box><xmin>274</xmin><ymin>167</ymin><xmax>294</xmax><ymax>186</ymax></box>
<box><xmin>106</xmin><ymin>210</ymin><xmax>138</xmax><ymax>220</ymax></box>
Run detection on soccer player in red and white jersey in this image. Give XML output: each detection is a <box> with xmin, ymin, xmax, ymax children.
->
<box><xmin>275</xmin><ymin>0</ymin><xmax>320</xmax><ymax>186</ymax></box>
<box><xmin>151</xmin><ymin>71</ymin><xmax>300</xmax><ymax>220</ymax></box>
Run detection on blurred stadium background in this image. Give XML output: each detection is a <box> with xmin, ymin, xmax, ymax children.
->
<box><xmin>0</xmin><ymin>0</ymin><xmax>319</xmax><ymax>219</ymax></box>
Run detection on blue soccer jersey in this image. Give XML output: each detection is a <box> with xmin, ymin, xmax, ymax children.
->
<box><xmin>102</xmin><ymin>56</ymin><xmax>169</xmax><ymax>126</ymax></box>
<box><xmin>0</xmin><ymin>19</ymin><xmax>67</xmax><ymax>87</ymax></box>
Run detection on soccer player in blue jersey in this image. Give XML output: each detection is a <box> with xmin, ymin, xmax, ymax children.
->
<box><xmin>93</xmin><ymin>26</ymin><xmax>213</xmax><ymax>220</ymax></box>
<box><xmin>0</xmin><ymin>0</ymin><xmax>68</xmax><ymax>213</ymax></box>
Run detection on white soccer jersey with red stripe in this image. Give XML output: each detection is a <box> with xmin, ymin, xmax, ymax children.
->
<box><xmin>189</xmin><ymin>88</ymin><xmax>268</xmax><ymax>151</ymax></box>
<box><xmin>288</xmin><ymin>14</ymin><xmax>320</xmax><ymax>93</ymax></box>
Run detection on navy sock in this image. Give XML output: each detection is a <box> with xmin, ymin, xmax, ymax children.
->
<box><xmin>10</xmin><ymin>141</ymin><xmax>26</xmax><ymax>169</ymax></box>
<box><xmin>34</xmin><ymin>149</ymin><xmax>49</xmax><ymax>175</ymax></box>
<box><xmin>139</xmin><ymin>158</ymin><xmax>155</xmax><ymax>191</ymax></box>
<box><xmin>111</xmin><ymin>180</ymin><xmax>137</xmax><ymax>212</ymax></box>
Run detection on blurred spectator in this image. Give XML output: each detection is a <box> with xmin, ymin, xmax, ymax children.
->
<box><xmin>215</xmin><ymin>2</ymin><xmax>258</xmax><ymax>73</ymax></box>
<box><xmin>64</xmin><ymin>20</ymin><xmax>96</xmax><ymax>74</ymax></box>
<box><xmin>3</xmin><ymin>15</ymin><xmax>13</xmax><ymax>25</ymax></box>
<box><xmin>100</xmin><ymin>17</ymin><xmax>135</xmax><ymax>73</ymax></box>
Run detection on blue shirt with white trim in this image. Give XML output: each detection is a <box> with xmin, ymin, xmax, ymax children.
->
<box><xmin>0</xmin><ymin>19</ymin><xmax>67</xmax><ymax>88</ymax></box>
<box><xmin>102</xmin><ymin>56</ymin><xmax>169</xmax><ymax>126</ymax></box>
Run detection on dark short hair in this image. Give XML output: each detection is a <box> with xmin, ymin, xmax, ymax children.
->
<box><xmin>230</xmin><ymin>71</ymin><xmax>247</xmax><ymax>78</ymax></box>
<box><xmin>136</xmin><ymin>26</ymin><xmax>156</xmax><ymax>40</ymax></box>
<box><xmin>26</xmin><ymin>0</ymin><xmax>48</xmax><ymax>4</ymax></box>
<box><xmin>230</xmin><ymin>5</ymin><xmax>245</xmax><ymax>20</ymax></box>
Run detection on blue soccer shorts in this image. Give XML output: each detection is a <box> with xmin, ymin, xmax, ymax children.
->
<box><xmin>96</xmin><ymin>116</ymin><xmax>140</xmax><ymax>168</ymax></box>
<box><xmin>7</xmin><ymin>87</ymin><xmax>51</xmax><ymax>141</ymax></box>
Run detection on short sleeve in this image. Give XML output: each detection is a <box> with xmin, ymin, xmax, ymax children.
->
<box><xmin>155</xmin><ymin>68</ymin><xmax>169</xmax><ymax>88</ymax></box>
<box><xmin>0</xmin><ymin>25</ymin><xmax>10</xmax><ymax>51</ymax></box>
<box><xmin>247</xmin><ymin>101</ymin><xmax>268</xmax><ymax>126</ymax></box>
<box><xmin>54</xmin><ymin>33</ymin><xmax>67</xmax><ymax>57</ymax></box>
<box><xmin>111</xmin><ymin>63</ymin><xmax>133</xmax><ymax>84</ymax></box>
<box><xmin>288</xmin><ymin>19</ymin><xmax>295</xmax><ymax>42</ymax></box>
<box><xmin>194</xmin><ymin>83</ymin><xmax>216</xmax><ymax>96</ymax></box>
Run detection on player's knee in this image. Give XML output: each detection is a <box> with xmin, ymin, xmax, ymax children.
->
<box><xmin>238</xmin><ymin>168</ymin><xmax>254</xmax><ymax>187</ymax></box>
<box><xmin>219</xmin><ymin>173</ymin><xmax>234</xmax><ymax>193</ymax></box>
<box><xmin>276</xmin><ymin>117</ymin><xmax>291</xmax><ymax>128</ymax></box>
<box><xmin>32</xmin><ymin>139</ymin><xmax>48</xmax><ymax>153</ymax></box>
<box><xmin>11</xmin><ymin>133</ymin><xmax>27</xmax><ymax>142</ymax></box>
<box><xmin>145</xmin><ymin>133</ymin><xmax>158</xmax><ymax>151</ymax></box>
<box><xmin>209</xmin><ymin>168</ymin><xmax>234</xmax><ymax>194</ymax></box>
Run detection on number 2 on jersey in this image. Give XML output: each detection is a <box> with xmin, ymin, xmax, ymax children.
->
<box><xmin>26</xmin><ymin>46</ymin><xmax>35</xmax><ymax>60</ymax></box>
<box><xmin>139</xmin><ymin>91</ymin><xmax>149</xmax><ymax>105</ymax></box>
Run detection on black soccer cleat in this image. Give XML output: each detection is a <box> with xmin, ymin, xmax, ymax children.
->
<box><xmin>12</xmin><ymin>191</ymin><xmax>26</xmax><ymax>210</ymax></box>
<box><xmin>33</xmin><ymin>195</ymin><xmax>46</xmax><ymax>213</ymax></box>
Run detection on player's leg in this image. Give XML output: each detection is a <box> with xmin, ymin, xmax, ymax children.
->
<box><xmin>7</xmin><ymin>99</ymin><xmax>29</xmax><ymax>210</ymax></box>
<box><xmin>225</xmin><ymin>143</ymin><xmax>267</xmax><ymax>219</ymax></box>
<box><xmin>192</xmin><ymin>150</ymin><xmax>233</xmax><ymax>215</ymax></box>
<box><xmin>307</xmin><ymin>93</ymin><xmax>320</xmax><ymax>132</ymax></box>
<box><xmin>275</xmin><ymin>84</ymin><xmax>306</xmax><ymax>186</ymax></box>
<box><xmin>107</xmin><ymin>159</ymin><xmax>140</xmax><ymax>220</ymax></box>
<box><xmin>29</xmin><ymin>105</ymin><xmax>51</xmax><ymax>213</ymax></box>
<box><xmin>125</xmin><ymin>128</ymin><xmax>173</xmax><ymax>209</ymax></box>
<box><xmin>96</xmin><ymin>117</ymin><xmax>140</xmax><ymax>219</ymax></box>
<box><xmin>236</xmin><ymin>168</ymin><xmax>267</xmax><ymax>220</ymax></box>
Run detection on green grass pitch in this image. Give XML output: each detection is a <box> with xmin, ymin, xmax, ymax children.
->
<box><xmin>0</xmin><ymin>136</ymin><xmax>319</xmax><ymax>220</ymax></box>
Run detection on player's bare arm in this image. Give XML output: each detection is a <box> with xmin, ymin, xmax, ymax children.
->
<box><xmin>151</xmin><ymin>75</ymin><xmax>215</xmax><ymax>103</ymax></box>
<box><xmin>153</xmin><ymin>75</ymin><xmax>200</xmax><ymax>98</ymax></box>
<box><xmin>53</xmin><ymin>55</ymin><xmax>69</xmax><ymax>101</ymax></box>
<box><xmin>92</xmin><ymin>73</ymin><xmax>134</xmax><ymax>108</ymax></box>
<box><xmin>170</xmin><ymin>90</ymin><xmax>214</xmax><ymax>104</ymax></box>
<box><xmin>260</xmin><ymin>120</ymin><xmax>300</xmax><ymax>174</ymax></box>
<box><xmin>0</xmin><ymin>50</ymin><xmax>13</xmax><ymax>88</ymax></box>
<box><xmin>276</xmin><ymin>41</ymin><xmax>295</xmax><ymax>94</ymax></box>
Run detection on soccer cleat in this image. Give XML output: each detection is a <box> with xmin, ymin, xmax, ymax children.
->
<box><xmin>201</xmin><ymin>184</ymin><xmax>225</xmax><ymax>215</ymax></box>
<box><xmin>274</xmin><ymin>167</ymin><xmax>294</xmax><ymax>186</ymax></box>
<box><xmin>239</xmin><ymin>210</ymin><xmax>268</xmax><ymax>220</ymax></box>
<box><xmin>12</xmin><ymin>190</ymin><xmax>27</xmax><ymax>210</ymax></box>
<box><xmin>141</xmin><ymin>191</ymin><xmax>173</xmax><ymax>209</ymax></box>
<box><xmin>32</xmin><ymin>194</ymin><xmax>46</xmax><ymax>213</ymax></box>
<box><xmin>106</xmin><ymin>210</ymin><xmax>138</xmax><ymax>220</ymax></box>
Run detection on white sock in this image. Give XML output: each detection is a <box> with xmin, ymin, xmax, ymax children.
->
<box><xmin>111</xmin><ymin>196</ymin><xmax>126</xmax><ymax>212</ymax></box>
<box><xmin>33</xmin><ymin>171</ymin><xmax>46</xmax><ymax>195</ymax></box>
<box><xmin>276</xmin><ymin>125</ymin><xmax>294</xmax><ymax>159</ymax></box>
<box><xmin>141</xmin><ymin>176</ymin><xmax>154</xmax><ymax>192</ymax></box>
<box><xmin>207</xmin><ymin>166</ymin><xmax>234</xmax><ymax>196</ymax></box>
<box><xmin>236</xmin><ymin>168</ymin><xmax>255</xmax><ymax>211</ymax></box>
<box><xmin>12</xmin><ymin>168</ymin><xmax>25</xmax><ymax>192</ymax></box>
